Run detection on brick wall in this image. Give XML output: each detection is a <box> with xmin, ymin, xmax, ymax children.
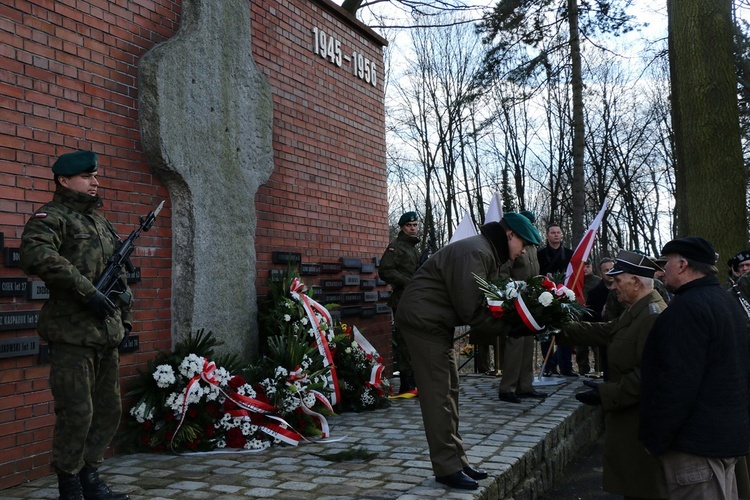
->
<box><xmin>0</xmin><ymin>0</ymin><xmax>388</xmax><ymax>488</ymax></box>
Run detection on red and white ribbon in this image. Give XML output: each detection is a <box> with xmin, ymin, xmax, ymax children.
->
<box><xmin>514</xmin><ymin>294</ymin><xmax>545</xmax><ymax>332</ymax></box>
<box><xmin>290</xmin><ymin>277</ymin><xmax>341</xmax><ymax>405</ymax></box>
<box><xmin>353</xmin><ymin>326</ymin><xmax>384</xmax><ymax>389</ymax></box>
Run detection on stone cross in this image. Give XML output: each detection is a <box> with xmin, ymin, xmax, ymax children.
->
<box><xmin>138</xmin><ymin>0</ymin><xmax>274</xmax><ymax>358</ymax></box>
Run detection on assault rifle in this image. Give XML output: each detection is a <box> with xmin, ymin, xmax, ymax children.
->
<box><xmin>95</xmin><ymin>201</ymin><xmax>165</xmax><ymax>300</ymax></box>
<box><xmin>418</xmin><ymin>235</ymin><xmax>437</xmax><ymax>268</ymax></box>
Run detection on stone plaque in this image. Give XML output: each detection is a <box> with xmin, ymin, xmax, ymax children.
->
<box><xmin>330</xmin><ymin>310</ymin><xmax>341</xmax><ymax>323</ymax></box>
<box><xmin>0</xmin><ymin>310</ymin><xmax>39</xmax><ymax>331</ymax></box>
<box><xmin>118</xmin><ymin>334</ymin><xmax>140</xmax><ymax>353</ymax></box>
<box><xmin>378</xmin><ymin>290</ymin><xmax>392</xmax><ymax>300</ymax></box>
<box><xmin>28</xmin><ymin>280</ymin><xmax>49</xmax><ymax>300</ymax></box>
<box><xmin>363</xmin><ymin>291</ymin><xmax>378</xmax><ymax>302</ymax></box>
<box><xmin>360</xmin><ymin>279</ymin><xmax>376</xmax><ymax>290</ymax></box>
<box><xmin>340</xmin><ymin>306</ymin><xmax>361</xmax><ymax>317</ymax></box>
<box><xmin>322</xmin><ymin>279</ymin><xmax>343</xmax><ymax>290</ymax></box>
<box><xmin>270</xmin><ymin>269</ymin><xmax>282</xmax><ymax>282</ymax></box>
<box><xmin>126</xmin><ymin>267</ymin><xmax>141</xmax><ymax>284</ymax></box>
<box><xmin>272</xmin><ymin>251</ymin><xmax>302</xmax><ymax>265</ymax></box>
<box><xmin>324</xmin><ymin>293</ymin><xmax>342</xmax><ymax>304</ymax></box>
<box><xmin>360</xmin><ymin>263</ymin><xmax>375</xmax><ymax>274</ymax></box>
<box><xmin>343</xmin><ymin>275</ymin><xmax>360</xmax><ymax>286</ymax></box>
<box><xmin>376</xmin><ymin>277</ymin><xmax>387</xmax><ymax>286</ymax></box>
<box><xmin>0</xmin><ymin>277</ymin><xmax>28</xmax><ymax>297</ymax></box>
<box><xmin>342</xmin><ymin>293</ymin><xmax>362</xmax><ymax>304</ymax></box>
<box><xmin>360</xmin><ymin>307</ymin><xmax>375</xmax><ymax>318</ymax></box>
<box><xmin>311</xmin><ymin>286</ymin><xmax>323</xmax><ymax>298</ymax></box>
<box><xmin>321</xmin><ymin>262</ymin><xmax>342</xmax><ymax>274</ymax></box>
<box><xmin>300</xmin><ymin>264</ymin><xmax>321</xmax><ymax>276</ymax></box>
<box><xmin>341</xmin><ymin>257</ymin><xmax>362</xmax><ymax>269</ymax></box>
<box><xmin>376</xmin><ymin>303</ymin><xmax>392</xmax><ymax>314</ymax></box>
<box><xmin>3</xmin><ymin>247</ymin><xmax>21</xmax><ymax>267</ymax></box>
<box><xmin>0</xmin><ymin>337</ymin><xmax>39</xmax><ymax>359</ymax></box>
<box><xmin>373</xmin><ymin>257</ymin><xmax>381</xmax><ymax>267</ymax></box>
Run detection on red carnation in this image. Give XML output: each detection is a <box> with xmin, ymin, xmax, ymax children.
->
<box><xmin>140</xmin><ymin>434</ymin><xmax>151</xmax><ymax>446</ymax></box>
<box><xmin>187</xmin><ymin>407</ymin><xmax>198</xmax><ymax>419</ymax></box>
<box><xmin>226</xmin><ymin>427</ymin><xmax>246</xmax><ymax>448</ymax></box>
<box><xmin>165</xmin><ymin>412</ymin><xmax>175</xmax><ymax>421</ymax></box>
<box><xmin>540</xmin><ymin>276</ymin><xmax>556</xmax><ymax>291</ymax></box>
<box><xmin>204</xmin><ymin>425</ymin><xmax>215</xmax><ymax>437</ymax></box>
<box><xmin>142</xmin><ymin>420</ymin><xmax>152</xmax><ymax>431</ymax></box>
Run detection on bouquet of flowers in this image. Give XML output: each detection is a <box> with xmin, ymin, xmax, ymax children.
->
<box><xmin>473</xmin><ymin>273</ymin><xmax>589</xmax><ymax>336</ymax></box>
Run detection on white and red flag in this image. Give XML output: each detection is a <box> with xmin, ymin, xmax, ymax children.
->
<box><xmin>564</xmin><ymin>200</ymin><xmax>608</xmax><ymax>305</ymax></box>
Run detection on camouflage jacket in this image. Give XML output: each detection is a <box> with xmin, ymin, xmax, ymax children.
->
<box><xmin>379</xmin><ymin>231</ymin><xmax>420</xmax><ymax>308</ymax></box>
<box><xmin>20</xmin><ymin>186</ymin><xmax>133</xmax><ymax>349</ymax></box>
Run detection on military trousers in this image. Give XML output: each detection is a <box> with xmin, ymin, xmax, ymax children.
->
<box><xmin>498</xmin><ymin>336</ymin><xmax>534</xmax><ymax>394</ymax></box>
<box><xmin>390</xmin><ymin>308</ymin><xmax>414</xmax><ymax>380</ymax></box>
<box><xmin>659</xmin><ymin>450</ymin><xmax>739</xmax><ymax>500</ymax></box>
<box><xmin>49</xmin><ymin>343</ymin><xmax>122</xmax><ymax>474</ymax></box>
<box><xmin>401</xmin><ymin>326</ymin><xmax>468</xmax><ymax>477</ymax></box>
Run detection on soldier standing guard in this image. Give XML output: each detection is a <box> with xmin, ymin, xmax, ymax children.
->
<box><xmin>20</xmin><ymin>150</ymin><xmax>132</xmax><ymax>500</ymax></box>
<box><xmin>379</xmin><ymin>211</ymin><xmax>420</xmax><ymax>396</ymax></box>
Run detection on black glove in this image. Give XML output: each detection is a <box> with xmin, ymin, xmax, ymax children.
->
<box><xmin>575</xmin><ymin>388</ymin><xmax>601</xmax><ymax>406</ymax></box>
<box><xmin>508</xmin><ymin>323</ymin><xmax>535</xmax><ymax>338</ymax></box>
<box><xmin>118</xmin><ymin>324</ymin><xmax>132</xmax><ymax>349</ymax></box>
<box><xmin>86</xmin><ymin>290</ymin><xmax>116</xmax><ymax>319</ymax></box>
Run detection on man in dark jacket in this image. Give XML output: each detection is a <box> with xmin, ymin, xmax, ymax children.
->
<box><xmin>20</xmin><ymin>150</ymin><xmax>132</xmax><ymax>500</ymax></box>
<box><xmin>379</xmin><ymin>211</ymin><xmax>420</xmax><ymax>395</ymax></box>
<box><xmin>396</xmin><ymin>213</ymin><xmax>541</xmax><ymax>490</ymax></box>
<box><xmin>640</xmin><ymin>237</ymin><xmax>749</xmax><ymax>499</ymax></box>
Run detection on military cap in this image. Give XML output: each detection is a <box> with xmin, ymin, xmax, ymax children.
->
<box><xmin>660</xmin><ymin>237</ymin><xmax>717</xmax><ymax>265</ymax></box>
<box><xmin>502</xmin><ymin>211</ymin><xmax>542</xmax><ymax>246</ymax></box>
<box><xmin>52</xmin><ymin>150</ymin><xmax>98</xmax><ymax>176</ymax></box>
<box><xmin>398</xmin><ymin>211</ymin><xmax>418</xmax><ymax>226</ymax></box>
<box><xmin>728</xmin><ymin>250</ymin><xmax>750</xmax><ymax>271</ymax></box>
<box><xmin>607</xmin><ymin>250</ymin><xmax>662</xmax><ymax>278</ymax></box>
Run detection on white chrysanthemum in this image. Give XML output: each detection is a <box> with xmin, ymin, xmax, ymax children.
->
<box><xmin>505</xmin><ymin>286</ymin><xmax>519</xmax><ymax>299</ymax></box>
<box><xmin>153</xmin><ymin>364</ymin><xmax>176</xmax><ymax>388</ymax></box>
<box><xmin>216</xmin><ymin>439</ymin><xmax>227</xmax><ymax>448</ymax></box>
<box><xmin>213</xmin><ymin>367</ymin><xmax>231</xmax><ymax>385</ymax></box>
<box><xmin>300</xmin><ymin>317</ymin><xmax>309</xmax><ymax>325</ymax></box>
<box><xmin>351</xmin><ymin>340</ymin><xmax>359</xmax><ymax>349</ymax></box>
<box><xmin>241</xmin><ymin>422</ymin><xmax>253</xmax><ymax>435</ymax></box>
<box><xmin>186</xmin><ymin>385</ymin><xmax>204</xmax><ymax>405</ymax></box>
<box><xmin>129</xmin><ymin>402</ymin><xmax>154</xmax><ymax>423</ymax></box>
<box><xmin>283</xmin><ymin>314</ymin><xmax>291</xmax><ymax>322</ymax></box>
<box><xmin>204</xmin><ymin>385</ymin><xmax>221</xmax><ymax>401</ymax></box>
<box><xmin>303</xmin><ymin>393</ymin><xmax>316</xmax><ymax>408</ymax></box>
<box><xmin>564</xmin><ymin>288</ymin><xmax>576</xmax><ymax>301</ymax></box>
<box><xmin>275</xmin><ymin>366</ymin><xmax>288</xmax><ymax>378</ymax></box>
<box><xmin>237</xmin><ymin>383</ymin><xmax>257</xmax><ymax>399</ymax></box>
<box><xmin>301</xmin><ymin>355</ymin><xmax>312</xmax><ymax>370</ymax></box>
<box><xmin>178</xmin><ymin>353</ymin><xmax>204</xmax><ymax>378</ymax></box>
<box><xmin>345</xmin><ymin>347</ymin><xmax>352</xmax><ymax>354</ymax></box>
<box><xmin>326</xmin><ymin>331</ymin><xmax>334</xmax><ymax>342</ymax></box>
<box><xmin>248</xmin><ymin>438</ymin><xmax>267</xmax><ymax>450</ymax></box>
<box><xmin>538</xmin><ymin>291</ymin><xmax>554</xmax><ymax>307</ymax></box>
<box><xmin>360</xmin><ymin>389</ymin><xmax>376</xmax><ymax>406</ymax></box>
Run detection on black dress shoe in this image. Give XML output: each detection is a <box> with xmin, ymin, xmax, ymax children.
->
<box><xmin>435</xmin><ymin>470</ymin><xmax>478</xmax><ymax>490</ymax></box>
<box><xmin>463</xmin><ymin>466</ymin><xmax>488</xmax><ymax>480</ymax></box>
<box><xmin>560</xmin><ymin>370</ymin><xmax>579</xmax><ymax>377</ymax></box>
<box><xmin>543</xmin><ymin>370</ymin><xmax>560</xmax><ymax>377</ymax></box>
<box><xmin>78</xmin><ymin>466</ymin><xmax>129</xmax><ymax>500</ymax></box>
<box><xmin>517</xmin><ymin>390</ymin><xmax>548</xmax><ymax>399</ymax></box>
<box><xmin>498</xmin><ymin>392</ymin><xmax>522</xmax><ymax>403</ymax></box>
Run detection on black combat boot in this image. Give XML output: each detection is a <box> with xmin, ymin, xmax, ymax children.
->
<box><xmin>57</xmin><ymin>471</ymin><xmax>83</xmax><ymax>500</ymax></box>
<box><xmin>77</xmin><ymin>465</ymin><xmax>129</xmax><ymax>500</ymax></box>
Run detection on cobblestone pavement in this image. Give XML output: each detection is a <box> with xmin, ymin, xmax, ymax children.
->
<box><xmin>0</xmin><ymin>374</ymin><xmax>600</xmax><ymax>500</ymax></box>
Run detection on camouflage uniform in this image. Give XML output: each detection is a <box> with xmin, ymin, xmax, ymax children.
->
<box><xmin>20</xmin><ymin>185</ymin><xmax>132</xmax><ymax>475</ymax></box>
<box><xmin>379</xmin><ymin>230</ymin><xmax>420</xmax><ymax>390</ymax></box>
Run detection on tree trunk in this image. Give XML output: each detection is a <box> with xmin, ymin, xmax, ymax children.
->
<box><xmin>668</xmin><ymin>0</ymin><xmax>747</xmax><ymax>260</ymax></box>
<box><xmin>569</xmin><ymin>0</ymin><xmax>586</xmax><ymax>243</ymax></box>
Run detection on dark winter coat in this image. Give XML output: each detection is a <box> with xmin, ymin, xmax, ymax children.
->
<box><xmin>378</xmin><ymin>231</ymin><xmax>420</xmax><ymax>309</ymax></box>
<box><xmin>639</xmin><ymin>275</ymin><xmax>749</xmax><ymax>458</ymax></box>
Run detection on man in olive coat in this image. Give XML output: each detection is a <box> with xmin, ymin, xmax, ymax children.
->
<box><xmin>396</xmin><ymin>213</ymin><xmax>541</xmax><ymax>490</ymax></box>
<box><xmin>20</xmin><ymin>150</ymin><xmax>132</xmax><ymax>500</ymax></box>
<box><xmin>560</xmin><ymin>250</ymin><xmax>668</xmax><ymax>499</ymax></box>
<box><xmin>379</xmin><ymin>211</ymin><xmax>420</xmax><ymax>394</ymax></box>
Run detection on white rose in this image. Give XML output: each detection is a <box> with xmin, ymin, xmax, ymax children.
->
<box><xmin>565</xmin><ymin>289</ymin><xmax>576</xmax><ymax>301</ymax></box>
<box><xmin>538</xmin><ymin>291</ymin><xmax>554</xmax><ymax>307</ymax></box>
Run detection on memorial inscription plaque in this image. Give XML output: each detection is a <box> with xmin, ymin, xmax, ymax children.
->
<box><xmin>340</xmin><ymin>306</ymin><xmax>362</xmax><ymax>317</ymax></box>
<box><xmin>343</xmin><ymin>275</ymin><xmax>360</xmax><ymax>286</ymax></box>
<box><xmin>342</xmin><ymin>293</ymin><xmax>362</xmax><ymax>304</ymax></box>
<box><xmin>360</xmin><ymin>307</ymin><xmax>375</xmax><ymax>318</ymax></box>
<box><xmin>363</xmin><ymin>291</ymin><xmax>378</xmax><ymax>302</ymax></box>
<box><xmin>360</xmin><ymin>263</ymin><xmax>376</xmax><ymax>274</ymax></box>
<box><xmin>28</xmin><ymin>281</ymin><xmax>49</xmax><ymax>300</ymax></box>
<box><xmin>0</xmin><ymin>337</ymin><xmax>39</xmax><ymax>359</ymax></box>
<box><xmin>0</xmin><ymin>278</ymin><xmax>28</xmax><ymax>297</ymax></box>
<box><xmin>376</xmin><ymin>303</ymin><xmax>392</xmax><ymax>314</ymax></box>
<box><xmin>341</xmin><ymin>257</ymin><xmax>362</xmax><ymax>269</ymax></box>
<box><xmin>321</xmin><ymin>263</ymin><xmax>343</xmax><ymax>274</ymax></box>
<box><xmin>3</xmin><ymin>247</ymin><xmax>20</xmax><ymax>267</ymax></box>
<box><xmin>360</xmin><ymin>279</ymin><xmax>376</xmax><ymax>290</ymax></box>
<box><xmin>300</xmin><ymin>264</ymin><xmax>321</xmax><ymax>276</ymax></box>
<box><xmin>272</xmin><ymin>251</ymin><xmax>302</xmax><ymax>265</ymax></box>
<box><xmin>0</xmin><ymin>310</ymin><xmax>39</xmax><ymax>331</ymax></box>
<box><xmin>322</xmin><ymin>279</ymin><xmax>343</xmax><ymax>290</ymax></box>
<box><xmin>378</xmin><ymin>290</ymin><xmax>392</xmax><ymax>300</ymax></box>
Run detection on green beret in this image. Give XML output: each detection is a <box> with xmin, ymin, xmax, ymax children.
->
<box><xmin>52</xmin><ymin>150</ymin><xmax>98</xmax><ymax>176</ymax></box>
<box><xmin>503</xmin><ymin>212</ymin><xmax>541</xmax><ymax>246</ymax></box>
<box><xmin>398</xmin><ymin>211</ymin><xmax>418</xmax><ymax>226</ymax></box>
<box><xmin>519</xmin><ymin>210</ymin><xmax>536</xmax><ymax>223</ymax></box>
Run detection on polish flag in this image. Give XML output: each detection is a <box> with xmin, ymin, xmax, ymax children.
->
<box><xmin>564</xmin><ymin>200</ymin><xmax>608</xmax><ymax>304</ymax></box>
